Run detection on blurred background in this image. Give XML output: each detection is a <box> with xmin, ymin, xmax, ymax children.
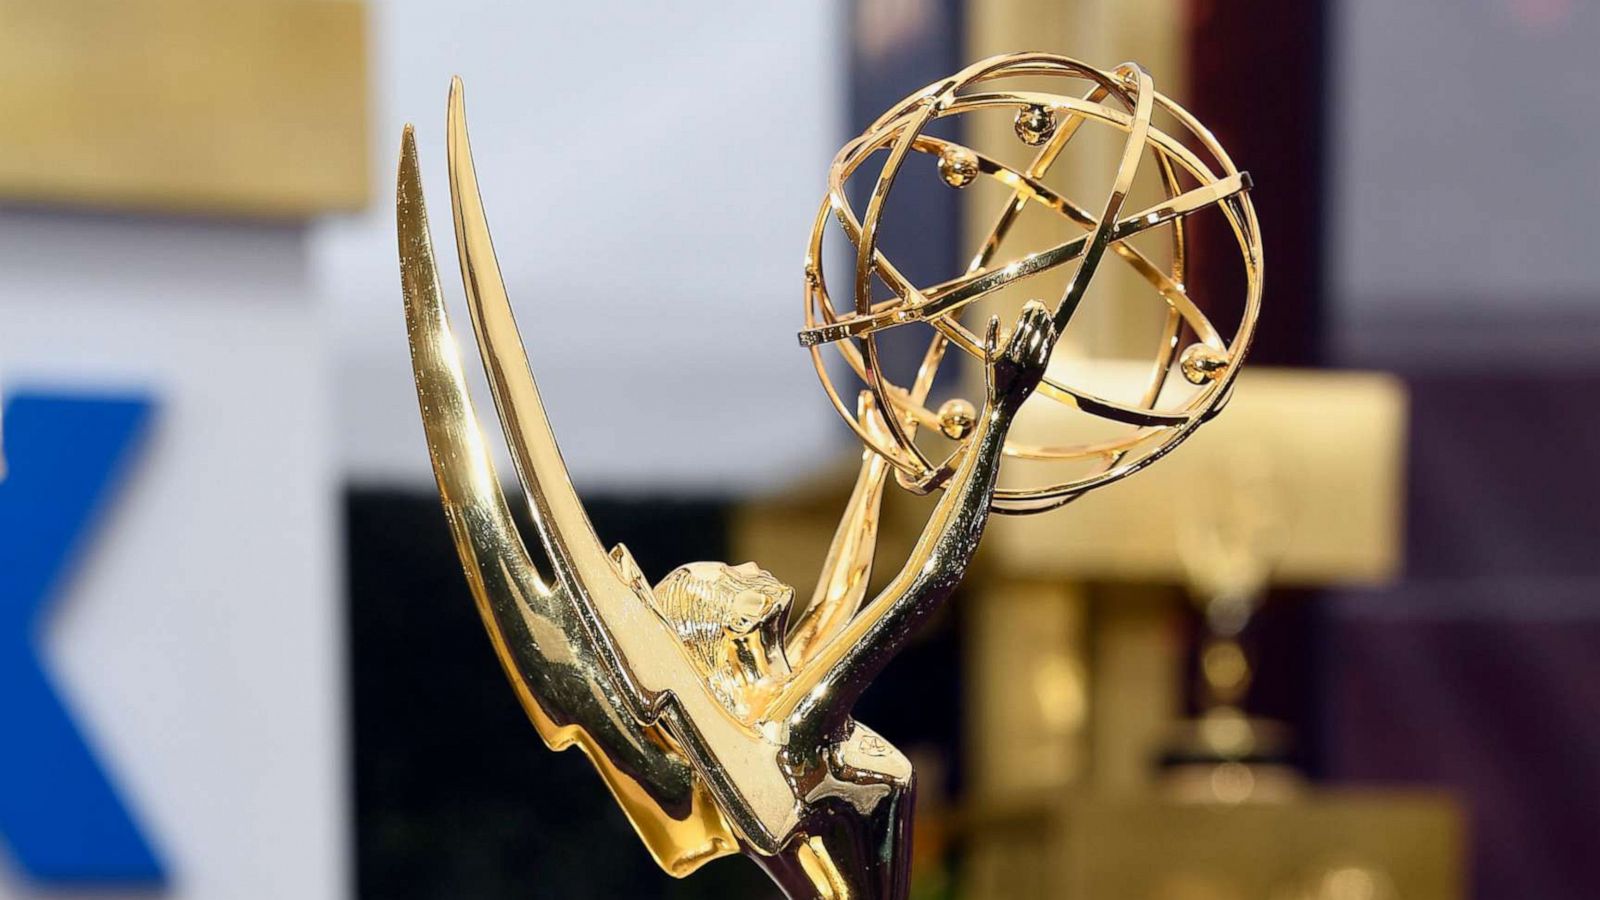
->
<box><xmin>1</xmin><ymin>0</ymin><xmax>1596</xmax><ymax>898</ymax></box>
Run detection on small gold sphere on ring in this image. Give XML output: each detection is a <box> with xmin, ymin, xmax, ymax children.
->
<box><xmin>937</xmin><ymin>398</ymin><xmax>978</xmax><ymax>439</ymax></box>
<box><xmin>1179</xmin><ymin>343</ymin><xmax>1229</xmax><ymax>385</ymax></box>
<box><xmin>1014</xmin><ymin>103</ymin><xmax>1057</xmax><ymax>146</ymax></box>
<box><xmin>937</xmin><ymin>146</ymin><xmax>980</xmax><ymax>188</ymax></box>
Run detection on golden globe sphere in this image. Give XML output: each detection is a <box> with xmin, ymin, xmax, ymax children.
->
<box><xmin>799</xmin><ymin>52</ymin><xmax>1262</xmax><ymax>514</ymax></box>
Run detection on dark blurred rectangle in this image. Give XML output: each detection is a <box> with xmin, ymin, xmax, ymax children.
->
<box><xmin>1324</xmin><ymin>591</ymin><xmax>1600</xmax><ymax>900</ymax></box>
<box><xmin>1321</xmin><ymin>370</ymin><xmax>1600</xmax><ymax>900</ymax></box>
<box><xmin>0</xmin><ymin>0</ymin><xmax>368</xmax><ymax>217</ymax></box>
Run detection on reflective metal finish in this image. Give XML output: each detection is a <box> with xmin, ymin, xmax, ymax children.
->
<box><xmin>801</xmin><ymin>53</ymin><xmax>1262</xmax><ymax>513</ymax></box>
<box><xmin>395</xmin><ymin>53</ymin><xmax>1258</xmax><ymax>900</ymax></box>
<box><xmin>397</xmin><ymin>116</ymin><xmax>735</xmax><ymax>877</ymax></box>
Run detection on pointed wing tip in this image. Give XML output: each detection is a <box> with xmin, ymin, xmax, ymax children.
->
<box><xmin>396</xmin><ymin>125</ymin><xmax>422</xmax><ymax>205</ymax></box>
<box><xmin>449</xmin><ymin>76</ymin><xmax>465</xmax><ymax>119</ymax></box>
<box><xmin>395</xmin><ymin>123</ymin><xmax>434</xmax><ymax>319</ymax></box>
<box><xmin>398</xmin><ymin>123</ymin><xmax>417</xmax><ymax>164</ymax></box>
<box><xmin>448</xmin><ymin>77</ymin><xmax>467</xmax><ymax>135</ymax></box>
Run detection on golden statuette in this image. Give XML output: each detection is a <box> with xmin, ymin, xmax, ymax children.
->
<box><xmin>396</xmin><ymin>52</ymin><xmax>1259</xmax><ymax>900</ymax></box>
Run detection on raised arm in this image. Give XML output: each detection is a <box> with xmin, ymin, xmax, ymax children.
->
<box><xmin>773</xmin><ymin>302</ymin><xmax>1057</xmax><ymax>744</ymax></box>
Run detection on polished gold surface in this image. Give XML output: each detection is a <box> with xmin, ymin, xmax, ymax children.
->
<box><xmin>0</xmin><ymin>0</ymin><xmax>368</xmax><ymax>216</ymax></box>
<box><xmin>398</xmin><ymin>53</ymin><xmax>1257</xmax><ymax>899</ymax></box>
<box><xmin>397</xmin><ymin>73</ymin><xmax>1071</xmax><ymax>899</ymax></box>
<box><xmin>800</xmin><ymin>53</ymin><xmax>1261</xmax><ymax>513</ymax></box>
<box><xmin>949</xmin><ymin>7</ymin><xmax>1215</xmax><ymax>814</ymax></box>
<box><xmin>397</xmin><ymin>118</ymin><xmax>736</xmax><ymax>876</ymax></box>
<box><xmin>966</xmin><ymin>0</ymin><xmax>1192</xmax><ymax>362</ymax></box>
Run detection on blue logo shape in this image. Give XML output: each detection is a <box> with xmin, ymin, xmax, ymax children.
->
<box><xmin>0</xmin><ymin>393</ymin><xmax>166</xmax><ymax>884</ymax></box>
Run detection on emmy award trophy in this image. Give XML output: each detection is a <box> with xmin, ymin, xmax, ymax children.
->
<box><xmin>1166</xmin><ymin>449</ymin><xmax>1299</xmax><ymax>802</ymax></box>
<box><xmin>396</xmin><ymin>53</ymin><xmax>1260</xmax><ymax>900</ymax></box>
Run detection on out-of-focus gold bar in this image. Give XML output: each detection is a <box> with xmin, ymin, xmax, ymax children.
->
<box><xmin>988</xmin><ymin>367</ymin><xmax>1408</xmax><ymax>586</ymax></box>
<box><xmin>967</xmin><ymin>792</ymin><xmax>1464</xmax><ymax>899</ymax></box>
<box><xmin>0</xmin><ymin>0</ymin><xmax>368</xmax><ymax>217</ymax></box>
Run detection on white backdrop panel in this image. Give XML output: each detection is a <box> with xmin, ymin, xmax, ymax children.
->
<box><xmin>318</xmin><ymin>0</ymin><xmax>847</xmax><ymax>492</ymax></box>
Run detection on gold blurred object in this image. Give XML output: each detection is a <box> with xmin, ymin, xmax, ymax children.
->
<box><xmin>0</xmin><ymin>0</ymin><xmax>367</xmax><ymax>217</ymax></box>
<box><xmin>966</xmin><ymin>793</ymin><xmax>1463</xmax><ymax>900</ymax></box>
<box><xmin>1162</xmin><ymin>444</ymin><xmax>1296</xmax><ymax>795</ymax></box>
<box><xmin>968</xmin><ymin>371</ymin><xmax>1403</xmax><ymax>800</ymax></box>
<box><xmin>1203</xmin><ymin>641</ymin><xmax>1250</xmax><ymax>700</ymax></box>
<box><xmin>988</xmin><ymin>368</ymin><xmax>1407</xmax><ymax>584</ymax></box>
<box><xmin>799</xmin><ymin>53</ymin><xmax>1261</xmax><ymax>513</ymax></box>
<box><xmin>1178</xmin><ymin>443</ymin><xmax>1289</xmax><ymax>605</ymax></box>
<box><xmin>397</xmin><ymin>52</ymin><xmax>1257</xmax><ymax>899</ymax></box>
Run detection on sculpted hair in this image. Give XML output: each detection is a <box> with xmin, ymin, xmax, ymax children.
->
<box><xmin>650</xmin><ymin>562</ymin><xmax>789</xmax><ymax>673</ymax></box>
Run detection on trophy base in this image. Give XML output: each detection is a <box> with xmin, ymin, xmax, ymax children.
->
<box><xmin>1157</xmin><ymin>710</ymin><xmax>1302</xmax><ymax>803</ymax></box>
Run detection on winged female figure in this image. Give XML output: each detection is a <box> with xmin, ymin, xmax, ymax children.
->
<box><xmin>397</xmin><ymin>79</ymin><xmax>1055</xmax><ymax>900</ymax></box>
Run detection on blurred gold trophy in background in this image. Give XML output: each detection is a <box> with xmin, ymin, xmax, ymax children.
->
<box><xmin>396</xmin><ymin>52</ymin><xmax>1259</xmax><ymax>900</ymax></box>
<box><xmin>1168</xmin><ymin>447</ymin><xmax>1299</xmax><ymax>803</ymax></box>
